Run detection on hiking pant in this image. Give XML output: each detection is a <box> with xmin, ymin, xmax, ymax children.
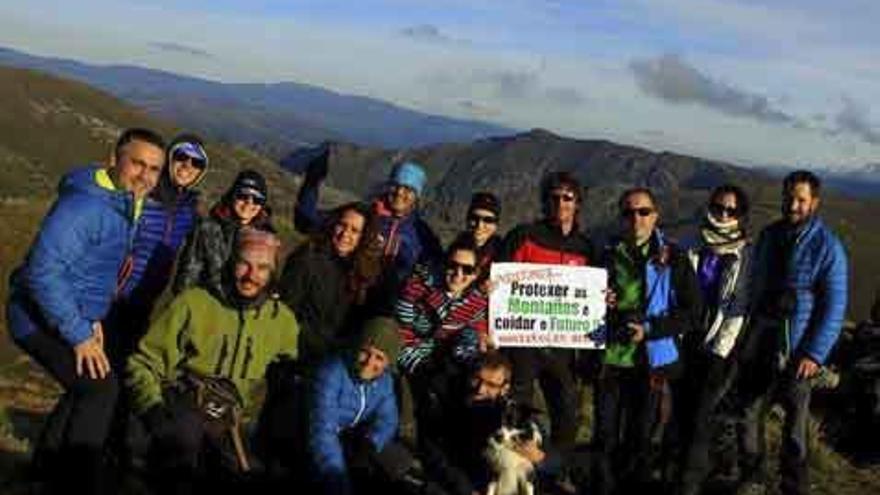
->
<box><xmin>678</xmin><ymin>353</ymin><xmax>738</xmax><ymax>494</ymax></box>
<box><xmin>738</xmin><ymin>321</ymin><xmax>812</xmax><ymax>495</ymax></box>
<box><xmin>506</xmin><ymin>348</ymin><xmax>578</xmax><ymax>453</ymax></box>
<box><xmin>593</xmin><ymin>364</ymin><xmax>670</xmax><ymax>495</ymax></box>
<box><xmin>15</xmin><ymin>329</ymin><xmax>119</xmax><ymax>495</ymax></box>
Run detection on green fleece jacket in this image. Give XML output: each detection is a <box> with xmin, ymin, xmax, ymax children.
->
<box><xmin>127</xmin><ymin>287</ymin><xmax>299</xmax><ymax>414</ymax></box>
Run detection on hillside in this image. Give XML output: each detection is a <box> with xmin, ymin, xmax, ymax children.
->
<box><xmin>0</xmin><ymin>66</ymin><xmax>355</xmax><ymax>350</ymax></box>
<box><xmin>0</xmin><ymin>46</ymin><xmax>515</xmax><ymax>155</ymax></box>
<box><xmin>283</xmin><ymin>130</ymin><xmax>880</xmax><ymax>320</ymax></box>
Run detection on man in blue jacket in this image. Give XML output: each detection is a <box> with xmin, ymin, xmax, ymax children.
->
<box><xmin>308</xmin><ymin>316</ymin><xmax>407</xmax><ymax>495</ymax></box>
<box><xmin>5</xmin><ymin>128</ymin><xmax>165</xmax><ymax>494</ymax></box>
<box><xmin>739</xmin><ymin>170</ymin><xmax>848</xmax><ymax>495</ymax></box>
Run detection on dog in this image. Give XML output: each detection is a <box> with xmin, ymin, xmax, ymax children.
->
<box><xmin>484</xmin><ymin>420</ymin><xmax>543</xmax><ymax>495</ymax></box>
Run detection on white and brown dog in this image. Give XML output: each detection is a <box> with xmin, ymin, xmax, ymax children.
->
<box><xmin>484</xmin><ymin>421</ymin><xmax>543</xmax><ymax>495</ymax></box>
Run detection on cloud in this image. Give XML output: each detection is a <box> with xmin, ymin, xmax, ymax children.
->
<box><xmin>835</xmin><ymin>96</ymin><xmax>880</xmax><ymax>145</ymax></box>
<box><xmin>148</xmin><ymin>41</ymin><xmax>214</xmax><ymax>59</ymax></box>
<box><xmin>630</xmin><ymin>53</ymin><xmax>800</xmax><ymax>126</ymax></box>
<box><xmin>399</xmin><ymin>24</ymin><xmax>461</xmax><ymax>44</ymax></box>
<box><xmin>458</xmin><ymin>99</ymin><xmax>499</xmax><ymax>117</ymax></box>
<box><xmin>471</xmin><ymin>69</ymin><xmax>586</xmax><ymax>107</ymax></box>
<box><xmin>544</xmin><ymin>86</ymin><xmax>587</xmax><ymax>106</ymax></box>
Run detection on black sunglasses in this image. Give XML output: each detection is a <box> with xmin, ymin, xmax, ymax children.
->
<box><xmin>550</xmin><ymin>192</ymin><xmax>577</xmax><ymax>203</ymax></box>
<box><xmin>709</xmin><ymin>203</ymin><xmax>739</xmax><ymax>218</ymax></box>
<box><xmin>621</xmin><ymin>207</ymin><xmax>655</xmax><ymax>218</ymax></box>
<box><xmin>446</xmin><ymin>261</ymin><xmax>477</xmax><ymax>276</ymax></box>
<box><xmin>468</xmin><ymin>213</ymin><xmax>498</xmax><ymax>225</ymax></box>
<box><xmin>172</xmin><ymin>150</ymin><xmax>207</xmax><ymax>169</ymax></box>
<box><xmin>234</xmin><ymin>191</ymin><xmax>266</xmax><ymax>206</ymax></box>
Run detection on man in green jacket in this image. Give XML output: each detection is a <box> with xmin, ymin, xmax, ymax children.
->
<box><xmin>127</xmin><ymin>227</ymin><xmax>299</xmax><ymax>491</ymax></box>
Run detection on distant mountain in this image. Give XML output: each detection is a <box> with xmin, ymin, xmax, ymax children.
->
<box><xmin>284</xmin><ymin>128</ymin><xmax>880</xmax><ymax>320</ymax></box>
<box><xmin>0</xmin><ymin>46</ymin><xmax>515</xmax><ymax>155</ymax></box>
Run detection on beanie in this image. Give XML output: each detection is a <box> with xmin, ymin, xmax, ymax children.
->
<box><xmin>389</xmin><ymin>161</ymin><xmax>427</xmax><ymax>197</ymax></box>
<box><xmin>232</xmin><ymin>169</ymin><xmax>268</xmax><ymax>202</ymax></box>
<box><xmin>468</xmin><ymin>191</ymin><xmax>501</xmax><ymax>217</ymax></box>
<box><xmin>359</xmin><ymin>317</ymin><xmax>402</xmax><ymax>364</ymax></box>
<box><xmin>237</xmin><ymin>227</ymin><xmax>281</xmax><ymax>267</ymax></box>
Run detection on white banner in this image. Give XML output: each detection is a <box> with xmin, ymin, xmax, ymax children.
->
<box><xmin>488</xmin><ymin>262</ymin><xmax>607</xmax><ymax>349</ymax></box>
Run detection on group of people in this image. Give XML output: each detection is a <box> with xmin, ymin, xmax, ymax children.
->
<box><xmin>5</xmin><ymin>127</ymin><xmax>848</xmax><ymax>495</ymax></box>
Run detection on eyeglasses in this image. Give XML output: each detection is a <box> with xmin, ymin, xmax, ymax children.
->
<box><xmin>446</xmin><ymin>261</ymin><xmax>477</xmax><ymax>276</ymax></box>
<box><xmin>171</xmin><ymin>150</ymin><xmax>206</xmax><ymax>169</ymax></box>
<box><xmin>621</xmin><ymin>207</ymin><xmax>655</xmax><ymax>218</ymax></box>
<box><xmin>709</xmin><ymin>203</ymin><xmax>739</xmax><ymax>218</ymax></box>
<box><xmin>468</xmin><ymin>213</ymin><xmax>498</xmax><ymax>225</ymax></box>
<box><xmin>234</xmin><ymin>191</ymin><xmax>266</xmax><ymax>206</ymax></box>
<box><xmin>550</xmin><ymin>192</ymin><xmax>576</xmax><ymax>203</ymax></box>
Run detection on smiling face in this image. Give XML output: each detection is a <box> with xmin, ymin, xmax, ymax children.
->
<box><xmin>356</xmin><ymin>345</ymin><xmax>389</xmax><ymax>381</ymax></box>
<box><xmin>546</xmin><ymin>186</ymin><xmax>578</xmax><ymax>226</ymax></box>
<box><xmin>233</xmin><ymin>248</ymin><xmax>274</xmax><ymax>299</ymax></box>
<box><xmin>445</xmin><ymin>248</ymin><xmax>478</xmax><ymax>296</ymax></box>
<box><xmin>387</xmin><ymin>184</ymin><xmax>417</xmax><ymax>217</ymax></box>
<box><xmin>782</xmin><ymin>182</ymin><xmax>820</xmax><ymax>226</ymax></box>
<box><xmin>708</xmin><ymin>192</ymin><xmax>740</xmax><ymax>224</ymax></box>
<box><xmin>331</xmin><ymin>209</ymin><xmax>365</xmax><ymax>258</ymax></box>
<box><xmin>113</xmin><ymin>139</ymin><xmax>164</xmax><ymax>200</ymax></box>
<box><xmin>233</xmin><ymin>192</ymin><xmax>264</xmax><ymax>225</ymax></box>
<box><xmin>169</xmin><ymin>146</ymin><xmax>206</xmax><ymax>188</ymax></box>
<box><xmin>467</xmin><ymin>207</ymin><xmax>499</xmax><ymax>247</ymax></box>
<box><xmin>620</xmin><ymin>191</ymin><xmax>659</xmax><ymax>245</ymax></box>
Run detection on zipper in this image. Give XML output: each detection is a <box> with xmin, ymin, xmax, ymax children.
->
<box><xmin>351</xmin><ymin>383</ymin><xmax>367</xmax><ymax>426</ymax></box>
<box><xmin>228</xmin><ymin>309</ymin><xmax>247</xmax><ymax>378</ymax></box>
<box><xmin>240</xmin><ymin>337</ymin><xmax>254</xmax><ymax>379</ymax></box>
<box><xmin>214</xmin><ymin>335</ymin><xmax>229</xmax><ymax>375</ymax></box>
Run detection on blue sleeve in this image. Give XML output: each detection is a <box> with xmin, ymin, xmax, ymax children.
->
<box><xmin>294</xmin><ymin>177</ymin><xmax>328</xmax><ymax>235</ymax></box>
<box><xmin>367</xmin><ymin>374</ymin><xmax>399</xmax><ymax>451</ymax></box>
<box><xmin>24</xmin><ymin>198</ymin><xmax>96</xmax><ymax>346</ymax></box>
<box><xmin>309</xmin><ymin>360</ymin><xmax>348</xmax><ymax>479</ymax></box>
<box><xmin>804</xmin><ymin>238</ymin><xmax>848</xmax><ymax>364</ymax></box>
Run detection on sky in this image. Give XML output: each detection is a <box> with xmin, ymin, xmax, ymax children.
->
<box><xmin>1</xmin><ymin>0</ymin><xmax>878</xmax><ymax>170</ymax></box>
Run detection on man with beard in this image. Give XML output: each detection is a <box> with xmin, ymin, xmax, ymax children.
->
<box><xmin>418</xmin><ymin>351</ymin><xmax>548</xmax><ymax>495</ymax></box>
<box><xmin>738</xmin><ymin>171</ymin><xmax>848</xmax><ymax>495</ymax></box>
<box><xmin>126</xmin><ymin>228</ymin><xmax>299</xmax><ymax>492</ymax></box>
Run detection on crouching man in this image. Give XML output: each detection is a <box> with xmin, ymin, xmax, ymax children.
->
<box><xmin>308</xmin><ymin>317</ymin><xmax>418</xmax><ymax>495</ymax></box>
<box><xmin>126</xmin><ymin>228</ymin><xmax>299</xmax><ymax>491</ymax></box>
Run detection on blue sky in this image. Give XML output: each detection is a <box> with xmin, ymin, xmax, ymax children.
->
<box><xmin>1</xmin><ymin>0</ymin><xmax>878</xmax><ymax>169</ymax></box>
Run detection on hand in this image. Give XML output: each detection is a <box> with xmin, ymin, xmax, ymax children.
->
<box><xmin>74</xmin><ymin>334</ymin><xmax>111</xmax><ymax>379</ymax></box>
<box><xmin>627</xmin><ymin>322</ymin><xmax>645</xmax><ymax>344</ymax></box>
<box><xmin>478</xmin><ymin>332</ymin><xmax>490</xmax><ymax>353</ymax></box>
<box><xmin>92</xmin><ymin>321</ymin><xmax>105</xmax><ymax>348</ymax></box>
<box><xmin>604</xmin><ymin>288</ymin><xmax>618</xmax><ymax>309</ymax></box>
<box><xmin>796</xmin><ymin>357</ymin><xmax>820</xmax><ymax>380</ymax></box>
<box><xmin>514</xmin><ymin>439</ymin><xmax>546</xmax><ymax>464</ymax></box>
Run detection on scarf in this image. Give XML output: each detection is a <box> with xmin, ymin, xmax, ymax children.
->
<box><xmin>700</xmin><ymin>213</ymin><xmax>746</xmax><ymax>255</ymax></box>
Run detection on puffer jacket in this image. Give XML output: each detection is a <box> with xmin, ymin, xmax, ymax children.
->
<box><xmin>498</xmin><ymin>219</ymin><xmax>594</xmax><ymax>266</ymax></box>
<box><xmin>126</xmin><ymin>286</ymin><xmax>299</xmax><ymax>414</ymax></box>
<box><xmin>308</xmin><ymin>354</ymin><xmax>398</xmax><ymax>484</ymax></box>
<box><xmin>752</xmin><ymin>217</ymin><xmax>848</xmax><ymax>364</ymax></box>
<box><xmin>7</xmin><ymin>165</ymin><xmax>136</xmax><ymax>346</ymax></box>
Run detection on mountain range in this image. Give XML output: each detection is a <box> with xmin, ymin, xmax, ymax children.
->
<box><xmin>0</xmin><ymin>46</ymin><xmax>514</xmax><ymax>156</ymax></box>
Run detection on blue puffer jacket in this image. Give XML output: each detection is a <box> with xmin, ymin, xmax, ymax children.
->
<box><xmin>117</xmin><ymin>189</ymin><xmax>198</xmax><ymax>307</ymax></box>
<box><xmin>308</xmin><ymin>354</ymin><xmax>398</xmax><ymax>484</ymax></box>
<box><xmin>754</xmin><ymin>217</ymin><xmax>848</xmax><ymax>364</ymax></box>
<box><xmin>7</xmin><ymin>165</ymin><xmax>136</xmax><ymax>346</ymax></box>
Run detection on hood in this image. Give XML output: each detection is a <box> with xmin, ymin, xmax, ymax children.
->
<box><xmin>59</xmin><ymin>165</ymin><xmax>134</xmax><ymax>220</ymax></box>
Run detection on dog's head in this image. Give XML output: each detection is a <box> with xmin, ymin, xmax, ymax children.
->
<box><xmin>490</xmin><ymin>421</ymin><xmax>542</xmax><ymax>449</ymax></box>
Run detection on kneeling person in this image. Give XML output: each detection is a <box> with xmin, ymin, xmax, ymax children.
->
<box><xmin>309</xmin><ymin>317</ymin><xmax>407</xmax><ymax>495</ymax></box>
<box><xmin>126</xmin><ymin>228</ymin><xmax>299</xmax><ymax>488</ymax></box>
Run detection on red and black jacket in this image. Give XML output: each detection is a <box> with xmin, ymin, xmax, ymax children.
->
<box><xmin>498</xmin><ymin>220</ymin><xmax>595</xmax><ymax>267</ymax></box>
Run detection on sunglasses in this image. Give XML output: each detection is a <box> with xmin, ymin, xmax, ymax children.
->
<box><xmin>550</xmin><ymin>192</ymin><xmax>577</xmax><ymax>203</ymax></box>
<box><xmin>709</xmin><ymin>203</ymin><xmax>739</xmax><ymax>218</ymax></box>
<box><xmin>171</xmin><ymin>150</ymin><xmax>207</xmax><ymax>169</ymax></box>
<box><xmin>234</xmin><ymin>191</ymin><xmax>266</xmax><ymax>206</ymax></box>
<box><xmin>446</xmin><ymin>261</ymin><xmax>477</xmax><ymax>276</ymax></box>
<box><xmin>468</xmin><ymin>213</ymin><xmax>498</xmax><ymax>225</ymax></box>
<box><xmin>621</xmin><ymin>207</ymin><xmax>655</xmax><ymax>218</ymax></box>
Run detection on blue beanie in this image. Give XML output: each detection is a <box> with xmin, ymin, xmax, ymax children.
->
<box><xmin>390</xmin><ymin>161</ymin><xmax>427</xmax><ymax>197</ymax></box>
